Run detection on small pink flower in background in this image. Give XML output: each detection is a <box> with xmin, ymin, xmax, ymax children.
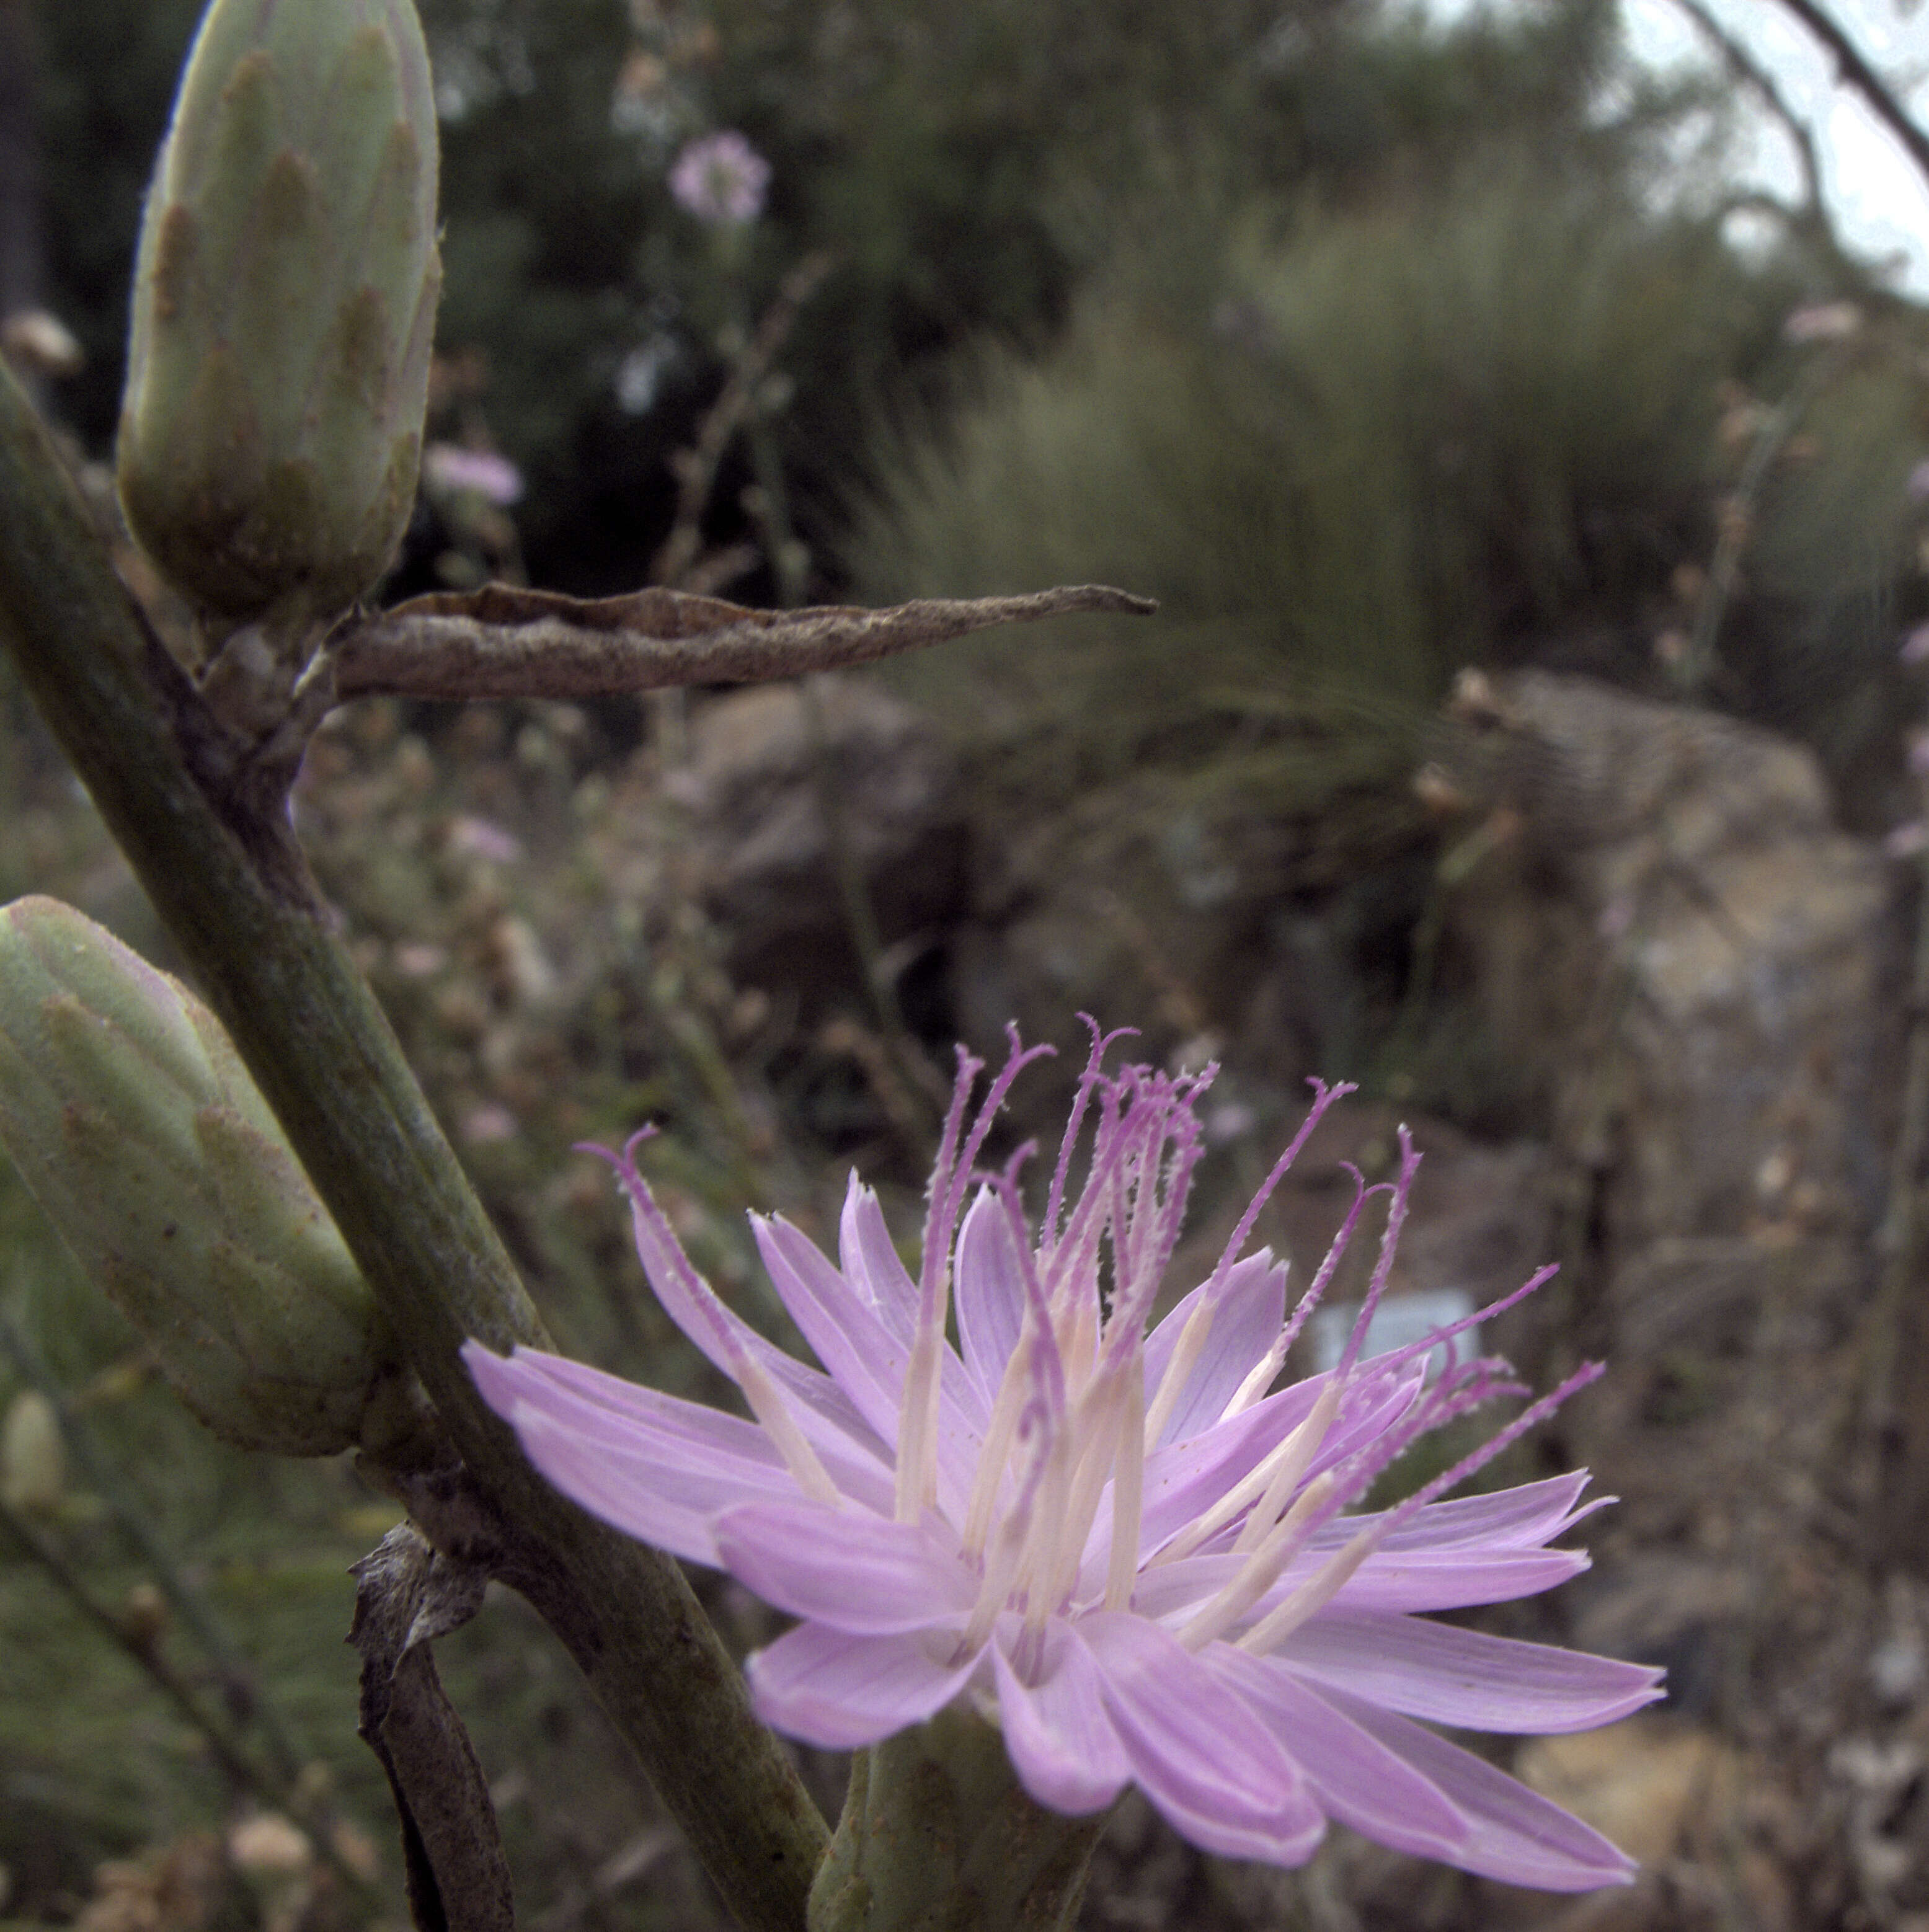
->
<box><xmin>670</xmin><ymin>130</ymin><xmax>771</xmax><ymax>225</ymax></box>
<box><xmin>446</xmin><ymin>813</ymin><xmax>523</xmax><ymax>865</ymax></box>
<box><xmin>459</xmin><ymin>1102</ymin><xmax>519</xmax><ymax>1145</ymax></box>
<box><xmin>1909</xmin><ymin>462</ymin><xmax>1929</xmax><ymax>505</ymax></box>
<box><xmin>423</xmin><ymin>443</ymin><xmax>525</xmax><ymax>507</ymax></box>
<box><xmin>1781</xmin><ymin>300</ymin><xmax>1862</xmax><ymax>345</ymax></box>
<box><xmin>469</xmin><ymin>1027</ymin><xmax>1658</xmax><ymax>1889</ymax></box>
<box><xmin>1901</xmin><ymin>622</ymin><xmax>1929</xmax><ymax>664</ymax></box>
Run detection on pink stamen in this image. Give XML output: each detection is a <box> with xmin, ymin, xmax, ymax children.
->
<box><xmin>1335</xmin><ymin>1126</ymin><xmax>1420</xmax><ymax>1383</ymax></box>
<box><xmin>1042</xmin><ymin>1016</ymin><xmax>1138</xmax><ymax>1260</ymax></box>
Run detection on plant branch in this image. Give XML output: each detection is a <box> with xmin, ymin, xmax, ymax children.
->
<box><xmin>1671</xmin><ymin>0</ymin><xmax>1827</xmax><ymax>215</ymax></box>
<box><xmin>0</xmin><ymin>1306</ymin><xmax>304</xmax><ymax>1777</ymax></box>
<box><xmin>350</xmin><ymin>1525</ymin><xmax>512</xmax><ymax>1932</ymax></box>
<box><xmin>652</xmin><ymin>250</ymin><xmax>836</xmax><ymax>592</ymax></box>
<box><xmin>1677</xmin><ymin>339</ymin><xmax>1853</xmax><ymax>691</ymax></box>
<box><xmin>0</xmin><ymin>357</ymin><xmax>827</xmax><ymax>1931</ymax></box>
<box><xmin>0</xmin><ymin>1492</ymin><xmax>285</xmax><ymax>1807</ymax></box>
<box><xmin>1770</xmin><ymin>0</ymin><xmax>1929</xmax><ymax>188</ymax></box>
<box><xmin>0</xmin><ymin>1483</ymin><xmax>388</xmax><ymax>1905</ymax></box>
<box><xmin>326</xmin><ymin>581</ymin><xmax>1156</xmax><ymax>705</ymax></box>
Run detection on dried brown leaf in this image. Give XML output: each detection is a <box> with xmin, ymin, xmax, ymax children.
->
<box><xmin>329</xmin><ymin>582</ymin><xmax>1156</xmax><ymax>704</ymax></box>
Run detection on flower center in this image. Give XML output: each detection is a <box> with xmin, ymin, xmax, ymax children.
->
<box><xmin>911</xmin><ymin>1030</ymin><xmax>1357</xmax><ymax>1665</ymax></box>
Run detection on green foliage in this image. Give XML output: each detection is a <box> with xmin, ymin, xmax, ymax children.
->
<box><xmin>1726</xmin><ymin>342</ymin><xmax>1929</xmax><ymax>796</ymax></box>
<box><xmin>35</xmin><ymin>0</ymin><xmax>1706</xmax><ymax>596</ymax></box>
<box><xmin>850</xmin><ymin>172</ymin><xmax>1769</xmax><ymax>808</ymax></box>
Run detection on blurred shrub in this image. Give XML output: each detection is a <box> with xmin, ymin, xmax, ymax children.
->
<box><xmin>1723</xmin><ymin>344</ymin><xmax>1929</xmax><ymax>813</ymax></box>
<box><xmin>849</xmin><ymin>168</ymin><xmax>1926</xmax><ymax>823</ymax></box>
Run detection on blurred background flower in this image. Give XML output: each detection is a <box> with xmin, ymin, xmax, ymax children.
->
<box><xmin>670</xmin><ymin>130</ymin><xmax>770</xmax><ymax>227</ymax></box>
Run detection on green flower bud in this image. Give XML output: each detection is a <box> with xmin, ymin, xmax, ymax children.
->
<box><xmin>117</xmin><ymin>0</ymin><xmax>441</xmax><ymax>628</ymax></box>
<box><xmin>0</xmin><ymin>897</ymin><xmax>415</xmax><ymax>1456</ymax></box>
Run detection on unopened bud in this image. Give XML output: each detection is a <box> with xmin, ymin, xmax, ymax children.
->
<box><xmin>0</xmin><ymin>897</ymin><xmax>415</xmax><ymax>1456</ymax></box>
<box><xmin>121</xmin><ymin>1581</ymin><xmax>169</xmax><ymax>1654</ymax></box>
<box><xmin>117</xmin><ymin>0</ymin><xmax>441</xmax><ymax>629</ymax></box>
<box><xmin>0</xmin><ymin>1390</ymin><xmax>64</xmax><ymax>1513</ymax></box>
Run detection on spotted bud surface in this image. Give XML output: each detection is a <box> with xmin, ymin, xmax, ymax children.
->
<box><xmin>117</xmin><ymin>0</ymin><xmax>441</xmax><ymax>627</ymax></box>
<box><xmin>0</xmin><ymin>897</ymin><xmax>414</xmax><ymax>1456</ymax></box>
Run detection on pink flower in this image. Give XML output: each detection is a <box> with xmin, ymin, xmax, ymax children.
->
<box><xmin>670</xmin><ymin>131</ymin><xmax>771</xmax><ymax>226</ymax></box>
<box><xmin>1781</xmin><ymin>300</ymin><xmax>1862</xmax><ymax>344</ymax></box>
<box><xmin>423</xmin><ymin>443</ymin><xmax>525</xmax><ymax>507</ymax></box>
<box><xmin>468</xmin><ymin>1028</ymin><xmax>1657</xmax><ymax>1889</ymax></box>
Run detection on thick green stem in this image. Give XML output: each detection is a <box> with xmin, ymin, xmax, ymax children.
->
<box><xmin>809</xmin><ymin>1711</ymin><xmax>1107</xmax><ymax>1932</ymax></box>
<box><xmin>0</xmin><ymin>358</ymin><xmax>827</xmax><ymax>1930</ymax></box>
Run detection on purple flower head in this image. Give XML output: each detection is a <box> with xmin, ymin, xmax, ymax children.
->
<box><xmin>468</xmin><ymin>1027</ymin><xmax>1658</xmax><ymax>1890</ymax></box>
<box><xmin>670</xmin><ymin>130</ymin><xmax>771</xmax><ymax>226</ymax></box>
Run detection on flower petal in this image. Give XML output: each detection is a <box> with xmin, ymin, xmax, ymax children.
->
<box><xmin>1209</xmin><ymin>1644</ymin><xmax>1472</xmax><ymax>1854</ymax></box>
<box><xmin>1136</xmin><ymin>1380</ymin><xmax>1328</xmax><ymax>1558</ymax></box>
<box><xmin>713</xmin><ymin>1500</ymin><xmax>975</xmax><ymax>1632</ymax></box>
<box><xmin>466</xmin><ymin>1343</ymin><xmax>885</xmax><ymax>1561</ymax></box>
<box><xmin>1131</xmin><ymin>1364</ymin><xmax>1426</xmax><ymax>1569</ymax></box>
<box><xmin>755</xmin><ymin>1212</ymin><xmax>992</xmax><ymax>1509</ymax></box>
<box><xmin>1323</xmin><ymin>1541</ymin><xmax>1592</xmax><ymax>1613</ymax></box>
<box><xmin>1132</xmin><ymin>1535</ymin><xmax>1594</xmax><ymax>1630</ymax></box>
<box><xmin>466</xmin><ymin>1342</ymin><xmax>895</xmax><ymax>1517</ymax></box>
<box><xmin>498</xmin><ymin>1410</ymin><xmax>737</xmax><ymax>1562</ymax></box>
<box><xmin>1142</xmin><ymin>1252</ymin><xmax>1288</xmax><ymax>1448</ymax></box>
<box><xmin>1302</xmin><ymin>1682</ymin><xmax>1637</xmax><ymax>1890</ymax></box>
<box><xmin>839</xmin><ymin>1176</ymin><xmax>918</xmax><ymax>1347</ymax></box>
<box><xmin>991</xmin><ymin>1621</ymin><xmax>1131</xmax><ymax>1814</ymax></box>
<box><xmin>614</xmin><ymin>1177</ymin><xmax>914</xmax><ymax>1464</ymax></box>
<box><xmin>1274</xmin><ymin>1606</ymin><xmax>1665</xmax><ymax>1732</ymax></box>
<box><xmin>746</xmin><ymin>1621</ymin><xmax>982</xmax><ymax>1750</ymax></box>
<box><xmin>1376</xmin><ymin>1473</ymin><xmax>1607</xmax><ymax>1551</ymax></box>
<box><xmin>753</xmin><ymin>1215</ymin><xmax>913</xmax><ymax>1440</ymax></box>
<box><xmin>955</xmin><ymin>1189</ymin><xmax>1027</xmax><ymax>1402</ymax></box>
<box><xmin>1075</xmin><ymin>1611</ymin><xmax>1324</xmax><ymax>1865</ymax></box>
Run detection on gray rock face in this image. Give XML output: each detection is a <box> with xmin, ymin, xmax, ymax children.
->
<box><xmin>665</xmin><ymin>675</ymin><xmax>968</xmax><ymax>1014</ymax></box>
<box><xmin>1440</xmin><ymin>670</ymin><xmax>1893</xmax><ymax>1352</ymax></box>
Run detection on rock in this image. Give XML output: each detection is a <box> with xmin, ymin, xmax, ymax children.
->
<box><xmin>1436</xmin><ymin>670</ymin><xmax>1891</xmax><ymax>1354</ymax></box>
<box><xmin>1515</xmin><ymin>1718</ymin><xmax>1742</xmax><ymax>1869</ymax></box>
<box><xmin>665</xmin><ymin>675</ymin><xmax>967</xmax><ymax>1014</ymax></box>
<box><xmin>1561</xmin><ymin>1552</ymin><xmax>1754</xmax><ymax>1720</ymax></box>
<box><xmin>950</xmin><ymin>791</ymin><xmax>1257</xmax><ymax>1077</ymax></box>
